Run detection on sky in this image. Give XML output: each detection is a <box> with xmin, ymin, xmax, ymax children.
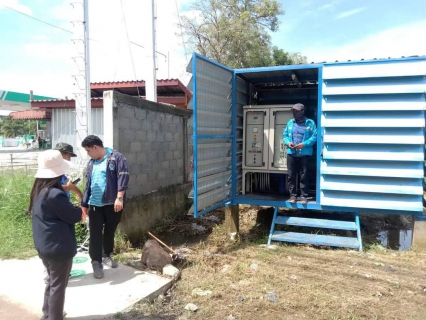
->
<box><xmin>0</xmin><ymin>0</ymin><xmax>425</xmax><ymax>98</ymax></box>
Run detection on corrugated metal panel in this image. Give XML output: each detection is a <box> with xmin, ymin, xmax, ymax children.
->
<box><xmin>320</xmin><ymin>58</ymin><xmax>426</xmax><ymax>213</ymax></box>
<box><xmin>51</xmin><ymin>109</ymin><xmax>76</xmax><ymax>150</ymax></box>
<box><xmin>187</xmin><ymin>55</ymin><xmax>234</xmax><ymax>216</ymax></box>
<box><xmin>51</xmin><ymin>108</ymin><xmax>104</xmax><ymax>157</ymax></box>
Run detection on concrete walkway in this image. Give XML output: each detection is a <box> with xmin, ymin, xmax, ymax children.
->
<box><xmin>0</xmin><ymin>253</ymin><xmax>171</xmax><ymax>320</ymax></box>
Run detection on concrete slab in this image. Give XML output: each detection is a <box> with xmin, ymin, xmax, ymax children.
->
<box><xmin>0</xmin><ymin>253</ymin><xmax>172</xmax><ymax>320</ymax></box>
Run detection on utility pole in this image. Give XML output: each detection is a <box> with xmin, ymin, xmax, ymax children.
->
<box><xmin>84</xmin><ymin>0</ymin><xmax>92</xmax><ymax>135</ymax></box>
<box><xmin>146</xmin><ymin>0</ymin><xmax>157</xmax><ymax>102</ymax></box>
<box><xmin>71</xmin><ymin>0</ymin><xmax>91</xmax><ymax>159</ymax></box>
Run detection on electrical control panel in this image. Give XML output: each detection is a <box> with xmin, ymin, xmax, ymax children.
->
<box><xmin>244</xmin><ymin>110</ymin><xmax>266</xmax><ymax>167</ymax></box>
<box><xmin>268</xmin><ymin>108</ymin><xmax>294</xmax><ymax>171</ymax></box>
<box><xmin>243</xmin><ymin>105</ymin><xmax>292</xmax><ymax>172</ymax></box>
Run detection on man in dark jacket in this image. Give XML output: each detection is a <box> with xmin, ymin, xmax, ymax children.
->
<box><xmin>81</xmin><ymin>135</ymin><xmax>129</xmax><ymax>279</ymax></box>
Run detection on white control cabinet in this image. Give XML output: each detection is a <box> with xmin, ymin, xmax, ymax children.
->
<box><xmin>242</xmin><ymin>105</ymin><xmax>293</xmax><ymax>194</ymax></box>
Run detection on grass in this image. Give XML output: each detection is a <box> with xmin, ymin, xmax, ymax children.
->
<box><xmin>109</xmin><ymin>206</ymin><xmax>426</xmax><ymax>320</ymax></box>
<box><xmin>0</xmin><ymin>172</ymin><xmax>36</xmax><ymax>259</ymax></box>
<box><xmin>0</xmin><ymin>172</ymin><xmax>88</xmax><ymax>259</ymax></box>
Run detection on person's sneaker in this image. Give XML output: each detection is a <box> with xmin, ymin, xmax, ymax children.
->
<box><xmin>289</xmin><ymin>196</ymin><xmax>297</xmax><ymax>204</ymax></box>
<box><xmin>92</xmin><ymin>261</ymin><xmax>104</xmax><ymax>279</ymax></box>
<box><xmin>40</xmin><ymin>311</ymin><xmax>67</xmax><ymax>319</ymax></box>
<box><xmin>102</xmin><ymin>255</ymin><xmax>118</xmax><ymax>268</ymax></box>
<box><xmin>300</xmin><ymin>197</ymin><xmax>308</xmax><ymax>205</ymax></box>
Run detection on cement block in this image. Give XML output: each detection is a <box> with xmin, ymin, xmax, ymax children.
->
<box><xmin>168</xmin><ymin>123</ymin><xmax>177</xmax><ymax>133</ymax></box>
<box><xmin>142</xmin><ymin>141</ymin><xmax>151</xmax><ymax>151</ymax></box>
<box><xmin>165</xmin><ymin>152</ymin><xmax>174</xmax><ymax>161</ymax></box>
<box><xmin>176</xmin><ymin>175</ymin><xmax>184</xmax><ymax>184</ymax></box>
<box><xmin>123</xmin><ymin>106</ymin><xmax>136</xmax><ymax>119</ymax></box>
<box><xmin>147</xmin><ymin>131</ymin><xmax>156</xmax><ymax>142</ymax></box>
<box><xmin>177</xmin><ymin>159</ymin><xmax>184</xmax><ymax>168</ymax></box>
<box><xmin>136</xmin><ymin>153</ymin><xmax>147</xmax><ymax>164</ymax></box>
<box><xmin>173</xmin><ymin>116</ymin><xmax>182</xmax><ymax>124</ymax></box>
<box><xmin>169</xmin><ymin>142</ymin><xmax>178</xmax><ymax>151</ymax></box>
<box><xmin>147</xmin><ymin>111</ymin><xmax>157</xmax><ymax>121</ymax></box>
<box><xmin>130</xmin><ymin>141</ymin><xmax>142</xmax><ymax>152</ymax></box>
<box><xmin>161</xmin><ymin>161</ymin><xmax>170</xmax><ymax>169</ymax></box>
<box><xmin>412</xmin><ymin>218</ymin><xmax>426</xmax><ymax>249</ymax></box>
<box><xmin>141</xmin><ymin>120</ymin><xmax>151</xmax><ymax>132</ymax></box>
<box><xmin>165</xmin><ymin>114</ymin><xmax>173</xmax><ymax>123</ymax></box>
<box><xmin>173</xmin><ymin>150</ymin><xmax>182</xmax><ymax>160</ymax></box>
<box><xmin>169</xmin><ymin>160</ymin><xmax>177</xmax><ymax>169</ymax></box>
<box><xmin>135</xmin><ymin>108</ymin><xmax>147</xmax><ymax>120</ymax></box>
<box><xmin>165</xmin><ymin>132</ymin><xmax>173</xmax><ymax>142</ymax></box>
<box><xmin>137</xmin><ymin>174</ymin><xmax>148</xmax><ymax>185</ymax></box>
<box><xmin>150</xmin><ymin>180</ymin><xmax>160</xmax><ymax>192</ymax></box>
<box><xmin>121</xmin><ymin>129</ymin><xmax>133</xmax><ymax>142</ymax></box>
<box><xmin>152</xmin><ymin>121</ymin><xmax>160</xmax><ymax>132</ymax></box>
<box><xmin>131</xmin><ymin>118</ymin><xmax>139</xmax><ymax>130</ymax></box>
<box><xmin>173</xmin><ymin>133</ymin><xmax>182</xmax><ymax>142</ymax></box>
<box><xmin>136</xmin><ymin>130</ymin><xmax>147</xmax><ymax>141</ymax></box>
<box><xmin>156</xmin><ymin>132</ymin><xmax>165</xmax><ymax>142</ymax></box>
<box><xmin>159</xmin><ymin>122</ymin><xmax>168</xmax><ymax>131</ymax></box>
<box><xmin>158</xmin><ymin>171</ymin><xmax>167</xmax><ymax>180</ymax></box>
<box><xmin>148</xmin><ymin>152</ymin><xmax>157</xmax><ymax>162</ymax></box>
<box><xmin>157</xmin><ymin>151</ymin><xmax>166</xmax><ymax>161</ymax></box>
<box><xmin>159</xmin><ymin>179</ymin><xmax>169</xmax><ymax>188</ymax></box>
<box><xmin>126</xmin><ymin>153</ymin><xmax>137</xmax><ymax>165</ymax></box>
<box><xmin>119</xmin><ymin>115</ymin><xmax>130</xmax><ymax>128</ymax></box>
<box><xmin>158</xmin><ymin>113</ymin><xmax>165</xmax><ymax>123</ymax></box>
<box><xmin>147</xmin><ymin>172</ymin><xmax>157</xmax><ymax>182</ymax></box>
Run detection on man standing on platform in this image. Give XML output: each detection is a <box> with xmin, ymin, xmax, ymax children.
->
<box><xmin>283</xmin><ymin>103</ymin><xmax>317</xmax><ymax>205</ymax></box>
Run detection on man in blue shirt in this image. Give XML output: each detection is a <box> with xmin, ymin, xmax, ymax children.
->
<box><xmin>81</xmin><ymin>135</ymin><xmax>129</xmax><ymax>279</ymax></box>
<box><xmin>283</xmin><ymin>103</ymin><xmax>317</xmax><ymax>204</ymax></box>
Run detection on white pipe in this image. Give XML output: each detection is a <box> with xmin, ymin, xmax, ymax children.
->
<box><xmin>84</xmin><ymin>0</ymin><xmax>92</xmax><ymax>135</ymax></box>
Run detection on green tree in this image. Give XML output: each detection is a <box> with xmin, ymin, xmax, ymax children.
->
<box><xmin>179</xmin><ymin>0</ymin><xmax>284</xmax><ymax>68</ymax></box>
<box><xmin>271</xmin><ymin>46</ymin><xmax>308</xmax><ymax>66</ymax></box>
<box><xmin>24</xmin><ymin>121</ymin><xmax>37</xmax><ymax>135</ymax></box>
<box><xmin>0</xmin><ymin>117</ymin><xmax>24</xmax><ymax>138</ymax></box>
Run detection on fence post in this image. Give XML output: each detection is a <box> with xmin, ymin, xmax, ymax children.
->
<box><xmin>10</xmin><ymin>154</ymin><xmax>13</xmax><ymax>173</ymax></box>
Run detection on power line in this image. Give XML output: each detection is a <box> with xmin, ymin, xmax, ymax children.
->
<box><xmin>2</xmin><ymin>4</ymin><xmax>73</xmax><ymax>34</ymax></box>
<box><xmin>174</xmin><ymin>0</ymin><xmax>189</xmax><ymax>64</ymax></box>
<box><xmin>2</xmin><ymin>4</ymin><xmax>104</xmax><ymax>44</ymax></box>
<box><xmin>120</xmin><ymin>0</ymin><xmax>141</xmax><ymax>97</ymax></box>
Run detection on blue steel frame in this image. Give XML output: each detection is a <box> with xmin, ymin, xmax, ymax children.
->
<box><xmin>192</xmin><ymin>53</ymin><xmax>236</xmax><ymax>217</ymax></box>
<box><xmin>193</xmin><ymin>54</ymin><xmax>426</xmax><ymax>217</ymax></box>
<box><xmin>316</xmin><ymin>67</ymin><xmax>323</xmax><ymax>202</ymax></box>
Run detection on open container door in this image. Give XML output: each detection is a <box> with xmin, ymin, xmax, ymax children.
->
<box><xmin>320</xmin><ymin>57</ymin><xmax>426</xmax><ymax>214</ymax></box>
<box><xmin>187</xmin><ymin>53</ymin><xmax>238</xmax><ymax>217</ymax></box>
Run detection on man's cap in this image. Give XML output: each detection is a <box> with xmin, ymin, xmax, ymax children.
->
<box><xmin>54</xmin><ymin>143</ymin><xmax>77</xmax><ymax>157</ymax></box>
<box><xmin>292</xmin><ymin>103</ymin><xmax>304</xmax><ymax>111</ymax></box>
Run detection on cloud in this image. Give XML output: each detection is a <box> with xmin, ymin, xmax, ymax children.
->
<box><xmin>0</xmin><ymin>0</ymin><xmax>193</xmax><ymax>98</ymax></box>
<box><xmin>335</xmin><ymin>7</ymin><xmax>366</xmax><ymax>20</ymax></box>
<box><xmin>0</xmin><ymin>0</ymin><xmax>33</xmax><ymax>15</ymax></box>
<box><xmin>303</xmin><ymin>19</ymin><xmax>426</xmax><ymax>63</ymax></box>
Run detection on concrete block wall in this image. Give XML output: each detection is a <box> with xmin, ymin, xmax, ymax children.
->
<box><xmin>103</xmin><ymin>90</ymin><xmax>192</xmax><ymax>198</ymax></box>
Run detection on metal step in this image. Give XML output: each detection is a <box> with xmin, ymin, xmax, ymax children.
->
<box><xmin>275</xmin><ymin>216</ymin><xmax>357</xmax><ymax>231</ymax></box>
<box><xmin>271</xmin><ymin>231</ymin><xmax>359</xmax><ymax>249</ymax></box>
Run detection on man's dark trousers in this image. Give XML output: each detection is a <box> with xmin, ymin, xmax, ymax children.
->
<box><xmin>41</xmin><ymin>256</ymin><xmax>73</xmax><ymax>320</ymax></box>
<box><xmin>89</xmin><ymin>205</ymin><xmax>122</xmax><ymax>263</ymax></box>
<box><xmin>287</xmin><ymin>155</ymin><xmax>310</xmax><ymax>198</ymax></box>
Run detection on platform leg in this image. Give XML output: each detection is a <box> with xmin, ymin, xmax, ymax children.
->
<box><xmin>267</xmin><ymin>207</ymin><xmax>279</xmax><ymax>245</ymax></box>
<box><xmin>355</xmin><ymin>213</ymin><xmax>362</xmax><ymax>252</ymax></box>
<box><xmin>412</xmin><ymin>216</ymin><xmax>426</xmax><ymax>249</ymax></box>
<box><xmin>225</xmin><ymin>204</ymin><xmax>239</xmax><ymax>240</ymax></box>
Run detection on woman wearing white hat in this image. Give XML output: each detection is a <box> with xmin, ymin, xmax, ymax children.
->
<box><xmin>28</xmin><ymin>150</ymin><xmax>83</xmax><ymax>320</ymax></box>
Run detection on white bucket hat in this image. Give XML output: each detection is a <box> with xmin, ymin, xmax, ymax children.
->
<box><xmin>35</xmin><ymin>150</ymin><xmax>71</xmax><ymax>179</ymax></box>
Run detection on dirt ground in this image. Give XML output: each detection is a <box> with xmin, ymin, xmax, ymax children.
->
<box><xmin>110</xmin><ymin>206</ymin><xmax>426</xmax><ymax>320</ymax></box>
